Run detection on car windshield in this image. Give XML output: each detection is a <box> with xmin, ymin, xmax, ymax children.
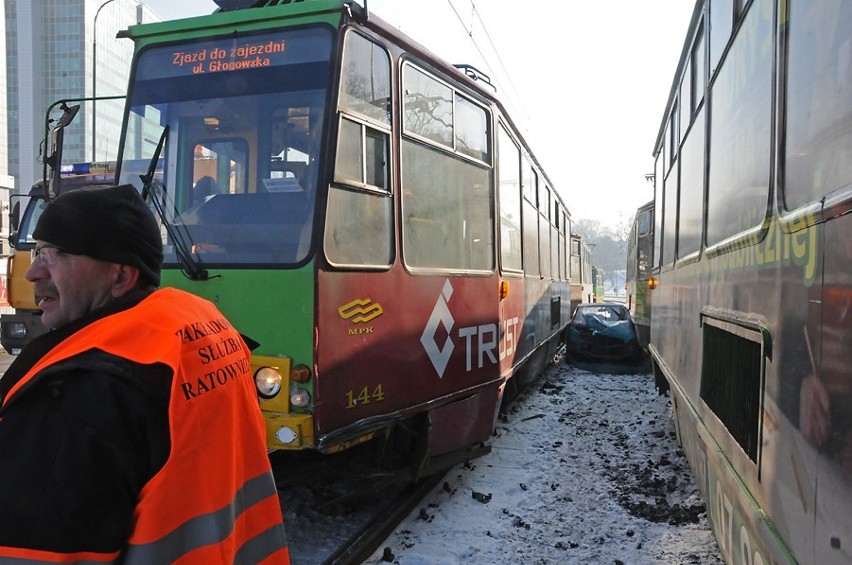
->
<box><xmin>576</xmin><ymin>305</ymin><xmax>630</xmax><ymax>322</ymax></box>
<box><xmin>117</xmin><ymin>27</ymin><xmax>333</xmax><ymax>266</ymax></box>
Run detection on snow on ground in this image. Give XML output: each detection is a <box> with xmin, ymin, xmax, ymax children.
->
<box><xmin>364</xmin><ymin>360</ymin><xmax>723</xmax><ymax>565</ymax></box>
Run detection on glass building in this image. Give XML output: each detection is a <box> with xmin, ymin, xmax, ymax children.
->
<box><xmin>0</xmin><ymin>1</ymin><xmax>11</xmax><ymax>255</ymax></box>
<box><xmin>3</xmin><ymin>0</ymin><xmax>162</xmax><ymax>199</ymax></box>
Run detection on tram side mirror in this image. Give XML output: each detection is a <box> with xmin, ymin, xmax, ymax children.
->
<box><xmin>9</xmin><ymin>201</ymin><xmax>20</xmax><ymax>236</ymax></box>
<box><xmin>44</xmin><ymin>103</ymin><xmax>80</xmax><ymax>201</ymax></box>
<box><xmin>8</xmin><ymin>200</ymin><xmax>21</xmax><ymax>248</ymax></box>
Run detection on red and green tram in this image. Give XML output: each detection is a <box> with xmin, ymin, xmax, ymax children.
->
<box><xmin>649</xmin><ymin>0</ymin><xmax>851</xmax><ymax>563</ymax></box>
<box><xmin>569</xmin><ymin>233</ymin><xmax>593</xmax><ymax>314</ymax></box>
<box><xmin>112</xmin><ymin>0</ymin><xmax>573</xmax><ymax>471</ymax></box>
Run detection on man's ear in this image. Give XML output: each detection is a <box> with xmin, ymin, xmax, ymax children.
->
<box><xmin>111</xmin><ymin>264</ymin><xmax>142</xmax><ymax>298</ymax></box>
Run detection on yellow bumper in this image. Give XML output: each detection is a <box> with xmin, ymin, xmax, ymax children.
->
<box><xmin>264</xmin><ymin>412</ymin><xmax>315</xmax><ymax>449</ymax></box>
<box><xmin>252</xmin><ymin>354</ymin><xmax>316</xmax><ymax>450</ymax></box>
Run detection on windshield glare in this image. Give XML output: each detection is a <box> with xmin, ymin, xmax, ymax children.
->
<box><xmin>118</xmin><ymin>27</ymin><xmax>332</xmax><ymax>266</ymax></box>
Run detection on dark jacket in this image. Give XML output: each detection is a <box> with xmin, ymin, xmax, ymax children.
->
<box><xmin>0</xmin><ymin>293</ymin><xmax>171</xmax><ymax>554</ymax></box>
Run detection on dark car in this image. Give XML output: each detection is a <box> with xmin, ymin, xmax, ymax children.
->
<box><xmin>566</xmin><ymin>303</ymin><xmax>643</xmax><ymax>363</ymax></box>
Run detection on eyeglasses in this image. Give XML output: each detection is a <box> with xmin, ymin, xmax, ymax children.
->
<box><xmin>31</xmin><ymin>244</ymin><xmax>74</xmax><ymax>266</ymax></box>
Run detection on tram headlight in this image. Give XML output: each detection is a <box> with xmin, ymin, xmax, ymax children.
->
<box><xmin>255</xmin><ymin>367</ymin><xmax>283</xmax><ymax>399</ymax></box>
<box><xmin>290</xmin><ymin>387</ymin><xmax>311</xmax><ymax>408</ymax></box>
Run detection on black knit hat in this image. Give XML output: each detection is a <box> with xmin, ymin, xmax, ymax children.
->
<box><xmin>33</xmin><ymin>184</ymin><xmax>163</xmax><ymax>287</ymax></box>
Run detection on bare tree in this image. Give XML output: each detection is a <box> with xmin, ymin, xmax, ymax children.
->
<box><xmin>572</xmin><ymin>218</ymin><xmax>605</xmax><ymax>241</ymax></box>
<box><xmin>571</xmin><ymin>217</ymin><xmax>628</xmax><ymax>295</ymax></box>
<box><xmin>612</xmin><ymin>212</ymin><xmax>633</xmax><ymax>253</ymax></box>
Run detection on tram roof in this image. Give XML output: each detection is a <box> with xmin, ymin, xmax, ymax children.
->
<box><xmin>119</xmin><ymin>0</ymin><xmax>566</xmax><ymax>214</ymax></box>
<box><xmin>652</xmin><ymin>0</ymin><xmax>704</xmax><ymax>158</ymax></box>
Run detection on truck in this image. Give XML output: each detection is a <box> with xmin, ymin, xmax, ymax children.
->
<box><xmin>0</xmin><ymin>163</ymin><xmax>117</xmax><ymax>353</ymax></box>
<box><xmin>0</xmin><ymin>99</ymin><xmax>123</xmax><ymax>353</ymax></box>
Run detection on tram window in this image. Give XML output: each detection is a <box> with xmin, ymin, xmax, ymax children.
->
<box><xmin>668</xmin><ymin>103</ymin><xmax>678</xmax><ymax>166</ymax></box>
<box><xmin>120</xmin><ymin>27</ymin><xmax>332</xmax><ymax>266</ymax></box>
<box><xmin>192</xmin><ymin>139</ymin><xmax>247</xmax><ymax>200</ymax></box>
<box><xmin>561</xmin><ymin>211</ymin><xmax>569</xmax><ymax>280</ymax></box>
<box><xmin>677</xmin><ymin>108</ymin><xmax>704</xmax><ymax>257</ymax></box>
<box><xmin>691</xmin><ymin>23</ymin><xmax>705</xmax><ymax>111</ymax></box>
<box><xmin>265</xmin><ymin>103</ymin><xmax>317</xmax><ymax>194</ymax></box>
<box><xmin>365</xmin><ymin>128</ymin><xmax>389</xmax><ymax>188</ymax></box>
<box><xmin>538</xmin><ymin>182</ymin><xmax>549</xmax><ymax>216</ymax></box>
<box><xmin>539</xmin><ymin>214</ymin><xmax>551</xmax><ymax>279</ymax></box>
<box><xmin>638</xmin><ymin>208</ymin><xmax>652</xmax><ymax>237</ymax></box>
<box><xmin>523</xmin><ymin>201</ymin><xmax>539</xmax><ymax>276</ymax></box>
<box><xmin>706</xmin><ymin>0</ymin><xmax>772</xmax><ymax>244</ymax></box>
<box><xmin>402</xmin><ymin>63</ymin><xmax>491</xmax><ymax>164</ymax></box>
<box><xmin>662</xmin><ymin>165</ymin><xmax>678</xmax><ymax>266</ymax></box>
<box><xmin>627</xmin><ymin>227</ymin><xmax>637</xmax><ymax>281</ymax></box>
<box><xmin>498</xmin><ymin>125</ymin><xmax>522</xmax><ymax>272</ymax></box>
<box><xmin>679</xmin><ymin>74</ymin><xmax>691</xmax><ymax>138</ymax></box>
<box><xmin>455</xmin><ymin>94</ymin><xmax>490</xmax><ymax>162</ymax></box>
<box><xmin>401</xmin><ymin>139</ymin><xmax>493</xmax><ymax>271</ymax></box>
<box><xmin>653</xmin><ymin>152</ymin><xmax>664</xmax><ymax>269</ymax></box>
<box><xmin>784</xmin><ymin>1</ymin><xmax>852</xmax><ymax>211</ymax></box>
<box><xmin>402</xmin><ymin>65</ymin><xmax>453</xmax><ymax>148</ymax></box>
<box><xmin>541</xmin><ymin>186</ymin><xmax>555</xmax><ymax>278</ymax></box>
<box><xmin>340</xmin><ymin>32</ymin><xmax>391</xmax><ymax>125</ymax></box>
<box><xmin>523</xmin><ymin>162</ymin><xmax>537</xmax><ymax>204</ymax></box>
<box><xmin>570</xmin><ymin>237</ymin><xmax>579</xmax><ymax>280</ymax></box>
<box><xmin>336</xmin><ymin>118</ymin><xmax>362</xmax><ymax>183</ymax></box>
<box><xmin>334</xmin><ymin>116</ymin><xmax>390</xmax><ymax>191</ymax></box>
<box><xmin>553</xmin><ymin>197</ymin><xmax>560</xmax><ymax>227</ymax></box>
<box><xmin>324</xmin><ymin>186</ymin><xmax>392</xmax><ymax>267</ymax></box>
<box><xmin>550</xmin><ymin>223</ymin><xmax>559</xmax><ymax>281</ymax></box>
<box><xmin>709</xmin><ymin>0</ymin><xmax>734</xmax><ymax>77</ymax></box>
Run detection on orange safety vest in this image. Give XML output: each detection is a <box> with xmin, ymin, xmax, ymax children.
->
<box><xmin>0</xmin><ymin>288</ymin><xmax>289</xmax><ymax>564</ymax></box>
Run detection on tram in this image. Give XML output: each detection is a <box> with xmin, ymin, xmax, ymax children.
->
<box><xmin>625</xmin><ymin>199</ymin><xmax>654</xmax><ymax>348</ymax></box>
<box><xmin>591</xmin><ymin>265</ymin><xmax>605</xmax><ymax>303</ymax></box>
<box><xmin>648</xmin><ymin>1</ymin><xmax>851</xmax><ymax>564</ymax></box>
<box><xmin>569</xmin><ymin>233</ymin><xmax>593</xmax><ymax>313</ymax></box>
<box><xmin>107</xmin><ymin>0</ymin><xmax>573</xmax><ymax>473</ymax></box>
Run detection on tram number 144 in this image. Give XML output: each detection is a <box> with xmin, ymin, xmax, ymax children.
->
<box><xmin>345</xmin><ymin>384</ymin><xmax>386</xmax><ymax>409</ymax></box>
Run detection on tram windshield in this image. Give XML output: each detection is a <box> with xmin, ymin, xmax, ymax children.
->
<box><xmin>117</xmin><ymin>27</ymin><xmax>333</xmax><ymax>267</ymax></box>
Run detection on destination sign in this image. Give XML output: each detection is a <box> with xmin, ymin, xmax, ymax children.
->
<box><xmin>136</xmin><ymin>29</ymin><xmax>331</xmax><ymax>80</ymax></box>
<box><xmin>171</xmin><ymin>39</ymin><xmax>287</xmax><ymax>74</ymax></box>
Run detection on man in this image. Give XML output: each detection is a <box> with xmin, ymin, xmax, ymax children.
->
<box><xmin>0</xmin><ymin>185</ymin><xmax>289</xmax><ymax>563</ymax></box>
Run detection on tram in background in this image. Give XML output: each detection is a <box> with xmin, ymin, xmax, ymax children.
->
<box><xmin>109</xmin><ymin>0</ymin><xmax>574</xmax><ymax>474</ymax></box>
<box><xmin>569</xmin><ymin>233</ymin><xmax>593</xmax><ymax>313</ymax></box>
<box><xmin>625</xmin><ymin>199</ymin><xmax>653</xmax><ymax>348</ymax></box>
<box><xmin>591</xmin><ymin>265</ymin><xmax>605</xmax><ymax>303</ymax></box>
<box><xmin>648</xmin><ymin>1</ymin><xmax>851</xmax><ymax>564</ymax></box>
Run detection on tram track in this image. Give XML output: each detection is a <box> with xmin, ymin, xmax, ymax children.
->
<box><xmin>321</xmin><ymin>471</ymin><xmax>447</xmax><ymax>565</ymax></box>
<box><xmin>273</xmin><ymin>443</ymin><xmax>449</xmax><ymax>565</ymax></box>
<box><xmin>277</xmin><ymin>351</ymin><xmax>567</xmax><ymax>564</ymax></box>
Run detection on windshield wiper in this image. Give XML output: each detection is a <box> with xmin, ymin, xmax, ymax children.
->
<box><xmin>140</xmin><ymin>126</ymin><xmax>209</xmax><ymax>281</ymax></box>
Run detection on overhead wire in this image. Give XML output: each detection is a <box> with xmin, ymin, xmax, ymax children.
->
<box><xmin>445</xmin><ymin>0</ymin><xmax>531</xmax><ymax>129</ymax></box>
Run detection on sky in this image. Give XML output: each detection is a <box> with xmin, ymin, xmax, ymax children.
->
<box><xmin>138</xmin><ymin>0</ymin><xmax>696</xmax><ymax>229</ymax></box>
<box><xmin>280</xmin><ymin>358</ymin><xmax>724</xmax><ymax>564</ymax></box>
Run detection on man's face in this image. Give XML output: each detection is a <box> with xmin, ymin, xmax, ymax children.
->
<box><xmin>25</xmin><ymin>243</ymin><xmax>117</xmax><ymax>330</ymax></box>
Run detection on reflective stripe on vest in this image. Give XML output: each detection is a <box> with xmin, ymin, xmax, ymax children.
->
<box><xmin>0</xmin><ymin>547</ymin><xmax>119</xmax><ymax>564</ymax></box>
<box><xmin>2</xmin><ymin>288</ymin><xmax>288</xmax><ymax>564</ymax></box>
<box><xmin>121</xmin><ymin>472</ymin><xmax>285</xmax><ymax>564</ymax></box>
